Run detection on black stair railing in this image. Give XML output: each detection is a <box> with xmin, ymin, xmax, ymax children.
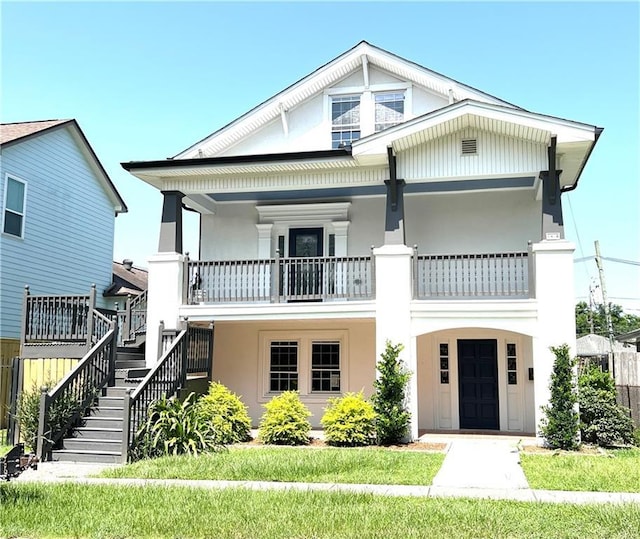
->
<box><xmin>116</xmin><ymin>290</ymin><xmax>147</xmax><ymax>346</ymax></box>
<box><xmin>36</xmin><ymin>311</ymin><xmax>117</xmax><ymax>460</ymax></box>
<box><xmin>121</xmin><ymin>325</ymin><xmax>213</xmax><ymax>462</ymax></box>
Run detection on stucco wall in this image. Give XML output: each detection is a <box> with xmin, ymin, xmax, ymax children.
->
<box><xmin>211</xmin><ymin>318</ymin><xmax>376</xmax><ymax>427</ymax></box>
<box><xmin>416</xmin><ymin>328</ymin><xmax>535</xmax><ymax>433</ymax></box>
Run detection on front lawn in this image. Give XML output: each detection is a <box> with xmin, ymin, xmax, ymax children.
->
<box><xmin>521</xmin><ymin>448</ymin><xmax>640</xmax><ymax>492</ymax></box>
<box><xmin>2</xmin><ymin>483</ymin><xmax>640</xmax><ymax>538</ymax></box>
<box><xmin>102</xmin><ymin>446</ymin><xmax>445</xmax><ymax>485</ymax></box>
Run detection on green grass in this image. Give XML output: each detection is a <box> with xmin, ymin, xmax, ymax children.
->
<box><xmin>1</xmin><ymin>483</ymin><xmax>639</xmax><ymax>539</ymax></box>
<box><xmin>0</xmin><ymin>429</ymin><xmax>11</xmax><ymax>456</ymax></box>
<box><xmin>521</xmin><ymin>448</ymin><xmax>640</xmax><ymax>492</ymax></box>
<box><xmin>102</xmin><ymin>446</ymin><xmax>445</xmax><ymax>485</ymax></box>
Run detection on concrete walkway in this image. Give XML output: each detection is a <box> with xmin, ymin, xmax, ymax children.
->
<box><xmin>431</xmin><ymin>434</ymin><xmax>530</xmax><ymax>490</ymax></box>
<box><xmin>12</xmin><ymin>435</ymin><xmax>640</xmax><ymax>506</ymax></box>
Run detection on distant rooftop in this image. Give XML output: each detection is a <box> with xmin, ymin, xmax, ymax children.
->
<box><xmin>104</xmin><ymin>260</ymin><xmax>148</xmax><ymax>297</ymax></box>
<box><xmin>0</xmin><ymin>119</ymin><xmax>71</xmax><ymax>145</ymax></box>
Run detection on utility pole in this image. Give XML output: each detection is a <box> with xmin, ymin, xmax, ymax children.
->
<box><xmin>594</xmin><ymin>240</ymin><xmax>615</xmax><ymax>377</ymax></box>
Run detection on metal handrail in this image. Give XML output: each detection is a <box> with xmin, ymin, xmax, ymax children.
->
<box><xmin>121</xmin><ymin>325</ymin><xmax>212</xmax><ymax>462</ymax></box>
<box><xmin>36</xmin><ymin>322</ymin><xmax>116</xmax><ymax>460</ymax></box>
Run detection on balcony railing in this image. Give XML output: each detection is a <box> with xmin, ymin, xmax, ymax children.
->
<box><xmin>188</xmin><ymin>255</ymin><xmax>374</xmax><ymax>304</ymax></box>
<box><xmin>414</xmin><ymin>251</ymin><xmax>529</xmax><ymax>299</ymax></box>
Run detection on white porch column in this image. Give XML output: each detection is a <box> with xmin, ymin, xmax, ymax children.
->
<box><xmin>373</xmin><ymin>244</ymin><xmax>418</xmax><ymax>440</ymax></box>
<box><xmin>256</xmin><ymin>224</ymin><xmax>273</xmax><ymax>258</ymax></box>
<box><xmin>531</xmin><ymin>240</ymin><xmax>576</xmax><ymax>438</ymax></box>
<box><xmin>331</xmin><ymin>221</ymin><xmax>349</xmax><ymax>256</ymax></box>
<box><xmin>145</xmin><ymin>253</ymin><xmax>187</xmax><ymax>367</ymax></box>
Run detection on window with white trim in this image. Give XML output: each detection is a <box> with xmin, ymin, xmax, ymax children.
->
<box><xmin>263</xmin><ymin>331</ymin><xmax>346</xmax><ymax>397</ymax></box>
<box><xmin>311</xmin><ymin>342</ymin><xmax>341</xmax><ymax>392</ymax></box>
<box><xmin>331</xmin><ymin>95</ymin><xmax>361</xmax><ymax>149</ymax></box>
<box><xmin>3</xmin><ymin>175</ymin><xmax>27</xmax><ymax>238</ymax></box>
<box><xmin>269</xmin><ymin>341</ymin><xmax>299</xmax><ymax>391</ymax></box>
<box><xmin>374</xmin><ymin>92</ymin><xmax>404</xmax><ymax>132</ymax></box>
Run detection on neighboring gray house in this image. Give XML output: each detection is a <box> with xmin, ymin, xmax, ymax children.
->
<box><xmin>0</xmin><ymin>119</ymin><xmax>127</xmax><ymax>362</ymax></box>
<box><xmin>103</xmin><ymin>259</ymin><xmax>148</xmax><ymax>311</ymax></box>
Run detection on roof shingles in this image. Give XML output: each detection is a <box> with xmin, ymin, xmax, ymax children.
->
<box><xmin>0</xmin><ymin>119</ymin><xmax>71</xmax><ymax>145</ymax></box>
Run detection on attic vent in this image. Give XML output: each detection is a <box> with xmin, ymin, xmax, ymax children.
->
<box><xmin>461</xmin><ymin>138</ymin><xmax>477</xmax><ymax>155</ymax></box>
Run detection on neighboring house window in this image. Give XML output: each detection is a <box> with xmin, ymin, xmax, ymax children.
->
<box><xmin>331</xmin><ymin>95</ymin><xmax>361</xmax><ymax>148</ymax></box>
<box><xmin>311</xmin><ymin>342</ymin><xmax>341</xmax><ymax>392</ymax></box>
<box><xmin>375</xmin><ymin>92</ymin><xmax>405</xmax><ymax>132</ymax></box>
<box><xmin>2</xmin><ymin>175</ymin><xmax>27</xmax><ymax>238</ymax></box>
<box><xmin>269</xmin><ymin>341</ymin><xmax>299</xmax><ymax>391</ymax></box>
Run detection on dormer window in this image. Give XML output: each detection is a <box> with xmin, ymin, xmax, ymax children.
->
<box><xmin>374</xmin><ymin>92</ymin><xmax>404</xmax><ymax>132</ymax></box>
<box><xmin>331</xmin><ymin>95</ymin><xmax>361</xmax><ymax>149</ymax></box>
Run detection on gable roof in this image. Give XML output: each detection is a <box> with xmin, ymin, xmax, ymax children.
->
<box><xmin>1</xmin><ymin>119</ymin><xmax>128</xmax><ymax>214</ymax></box>
<box><xmin>176</xmin><ymin>41</ymin><xmax>521</xmax><ymax>159</ymax></box>
<box><xmin>104</xmin><ymin>260</ymin><xmax>148</xmax><ymax>297</ymax></box>
<box><xmin>0</xmin><ymin>119</ymin><xmax>70</xmax><ymax>145</ymax></box>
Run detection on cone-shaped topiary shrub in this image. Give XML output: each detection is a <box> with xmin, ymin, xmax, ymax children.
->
<box><xmin>371</xmin><ymin>341</ymin><xmax>411</xmax><ymax>445</ymax></box>
<box><xmin>197</xmin><ymin>382</ymin><xmax>252</xmax><ymax>445</ymax></box>
<box><xmin>259</xmin><ymin>391</ymin><xmax>311</xmax><ymax>445</ymax></box>
<box><xmin>321</xmin><ymin>391</ymin><xmax>377</xmax><ymax>446</ymax></box>
<box><xmin>539</xmin><ymin>344</ymin><xmax>580</xmax><ymax>450</ymax></box>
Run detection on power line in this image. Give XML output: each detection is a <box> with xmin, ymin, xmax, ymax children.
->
<box><xmin>574</xmin><ymin>255</ymin><xmax>640</xmax><ymax>266</ymax></box>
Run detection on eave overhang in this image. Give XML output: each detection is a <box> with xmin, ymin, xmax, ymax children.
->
<box><xmin>121</xmin><ymin>149</ymin><xmax>356</xmax><ymax>188</ymax></box>
<box><xmin>351</xmin><ymin>100</ymin><xmax>602</xmax><ymax>189</ymax></box>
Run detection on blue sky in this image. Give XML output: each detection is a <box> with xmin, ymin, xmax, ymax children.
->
<box><xmin>2</xmin><ymin>1</ymin><xmax>639</xmax><ymax>313</ymax></box>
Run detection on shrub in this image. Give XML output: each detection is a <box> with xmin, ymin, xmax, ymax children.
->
<box><xmin>16</xmin><ymin>380</ymin><xmax>82</xmax><ymax>452</ymax></box>
<box><xmin>321</xmin><ymin>392</ymin><xmax>377</xmax><ymax>447</ymax></box>
<box><xmin>17</xmin><ymin>382</ymin><xmax>44</xmax><ymax>451</ymax></box>
<box><xmin>259</xmin><ymin>391</ymin><xmax>311</xmax><ymax>445</ymax></box>
<box><xmin>372</xmin><ymin>341</ymin><xmax>412</xmax><ymax>445</ymax></box>
<box><xmin>132</xmin><ymin>392</ymin><xmax>219</xmax><ymax>459</ymax></box>
<box><xmin>197</xmin><ymin>382</ymin><xmax>252</xmax><ymax>444</ymax></box>
<box><xmin>578</xmin><ymin>365</ymin><xmax>634</xmax><ymax>447</ymax></box>
<box><xmin>539</xmin><ymin>344</ymin><xmax>580</xmax><ymax>450</ymax></box>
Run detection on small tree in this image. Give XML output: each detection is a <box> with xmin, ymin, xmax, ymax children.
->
<box><xmin>539</xmin><ymin>344</ymin><xmax>580</xmax><ymax>450</ymax></box>
<box><xmin>371</xmin><ymin>341</ymin><xmax>411</xmax><ymax>445</ymax></box>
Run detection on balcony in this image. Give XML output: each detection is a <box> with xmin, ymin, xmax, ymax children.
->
<box><xmin>187</xmin><ymin>255</ymin><xmax>375</xmax><ymax>304</ymax></box>
<box><xmin>414</xmin><ymin>251</ymin><xmax>530</xmax><ymax>299</ymax></box>
<box><xmin>186</xmin><ymin>250</ymin><xmax>530</xmax><ymax>306</ymax></box>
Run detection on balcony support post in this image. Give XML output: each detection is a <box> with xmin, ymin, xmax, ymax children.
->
<box><xmin>159</xmin><ymin>190</ymin><xmax>184</xmax><ymax>253</ymax></box>
<box><xmin>530</xmin><ymin>240</ymin><xmax>576</xmax><ymax>441</ymax></box>
<box><xmin>373</xmin><ymin>244</ymin><xmax>418</xmax><ymax>440</ymax></box>
<box><xmin>384</xmin><ymin>146</ymin><xmax>406</xmax><ymax>246</ymax></box>
<box><xmin>145</xmin><ymin>253</ymin><xmax>187</xmax><ymax>367</ymax></box>
<box><xmin>540</xmin><ymin>136</ymin><xmax>565</xmax><ymax>241</ymax></box>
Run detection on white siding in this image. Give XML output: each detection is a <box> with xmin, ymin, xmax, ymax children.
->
<box><xmin>398</xmin><ymin>128</ymin><xmax>547</xmax><ymax>180</ymax></box>
<box><xmin>217</xmin><ymin>66</ymin><xmax>452</xmax><ymax>158</ymax></box>
<box><xmin>0</xmin><ymin>127</ymin><xmax>115</xmax><ymax>339</ymax></box>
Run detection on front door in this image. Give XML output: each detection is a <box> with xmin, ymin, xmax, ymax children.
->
<box><xmin>457</xmin><ymin>339</ymin><xmax>499</xmax><ymax>430</ymax></box>
<box><xmin>288</xmin><ymin>228</ymin><xmax>323</xmax><ymax>299</ymax></box>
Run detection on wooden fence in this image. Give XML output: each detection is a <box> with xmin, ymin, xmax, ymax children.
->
<box><xmin>615</xmin><ymin>351</ymin><xmax>640</xmax><ymax>428</ymax></box>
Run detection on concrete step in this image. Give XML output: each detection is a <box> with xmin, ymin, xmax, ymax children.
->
<box><xmin>105</xmin><ymin>386</ymin><xmax>137</xmax><ymax>398</ymax></box>
<box><xmin>97</xmin><ymin>396</ymin><xmax>124</xmax><ymax>408</ymax></box>
<box><xmin>115</xmin><ymin>358</ymin><xmax>145</xmax><ymax>369</ymax></box>
<box><xmin>51</xmin><ymin>449</ymin><xmax>122</xmax><ymax>464</ymax></box>
<box><xmin>63</xmin><ymin>438</ymin><xmax>121</xmax><ymax>452</ymax></box>
<box><xmin>82</xmin><ymin>417</ymin><xmax>123</xmax><ymax>429</ymax></box>
<box><xmin>88</xmin><ymin>407</ymin><xmax>123</xmax><ymax>419</ymax></box>
<box><xmin>73</xmin><ymin>427</ymin><xmax>123</xmax><ymax>441</ymax></box>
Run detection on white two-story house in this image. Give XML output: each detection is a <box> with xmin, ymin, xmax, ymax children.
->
<box><xmin>122</xmin><ymin>42</ymin><xmax>601</xmax><ymax>438</ymax></box>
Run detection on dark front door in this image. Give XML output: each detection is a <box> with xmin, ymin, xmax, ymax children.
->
<box><xmin>288</xmin><ymin>228</ymin><xmax>323</xmax><ymax>299</ymax></box>
<box><xmin>457</xmin><ymin>339</ymin><xmax>499</xmax><ymax>430</ymax></box>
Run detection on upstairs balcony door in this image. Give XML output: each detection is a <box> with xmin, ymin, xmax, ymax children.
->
<box><xmin>288</xmin><ymin>228</ymin><xmax>324</xmax><ymax>300</ymax></box>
